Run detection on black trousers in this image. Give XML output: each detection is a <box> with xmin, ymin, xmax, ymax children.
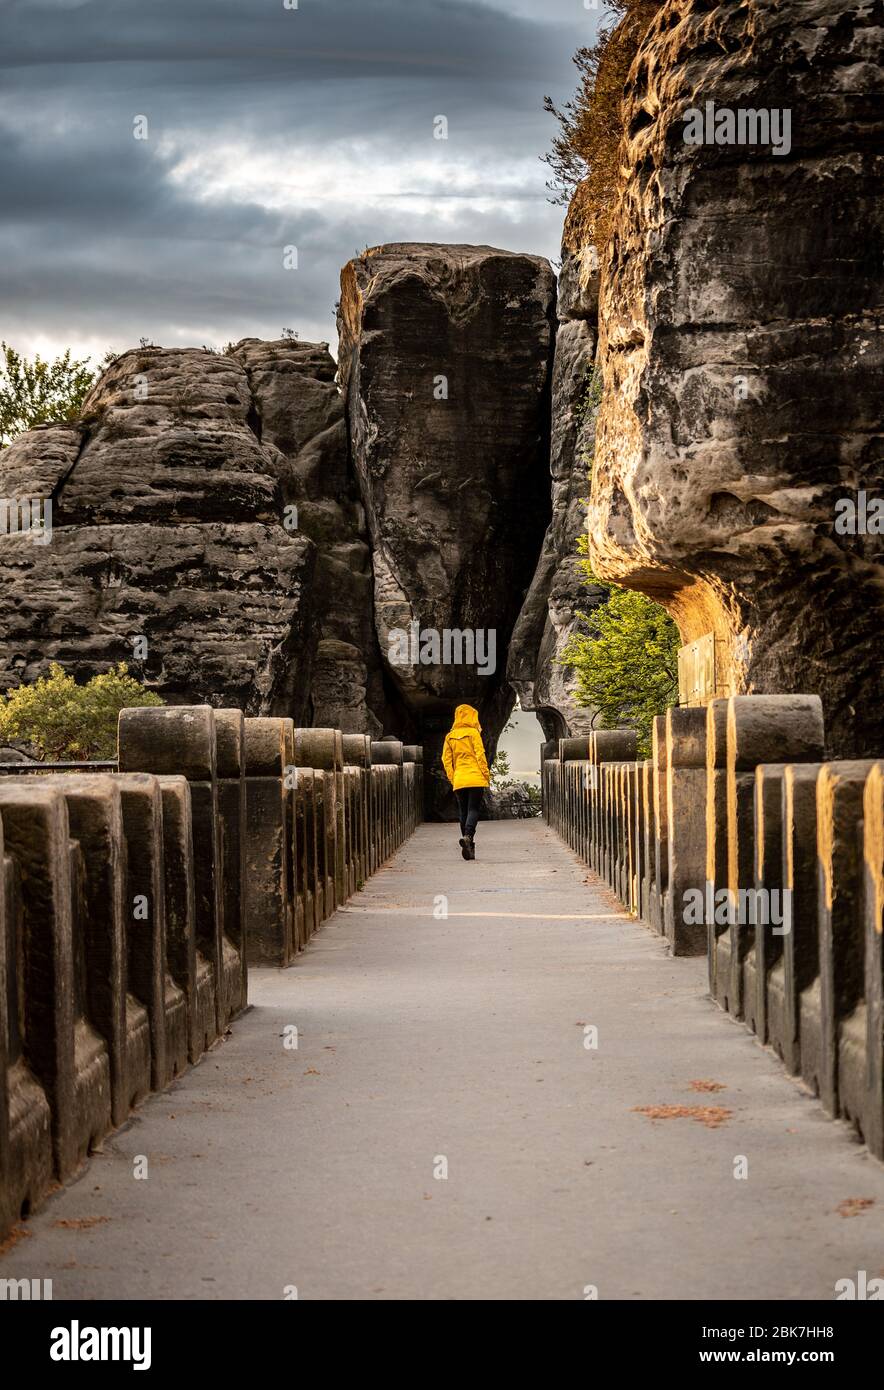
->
<box><xmin>455</xmin><ymin>786</ymin><xmax>484</xmax><ymax>838</ymax></box>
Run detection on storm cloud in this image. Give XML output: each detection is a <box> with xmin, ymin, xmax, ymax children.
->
<box><xmin>0</xmin><ymin>0</ymin><xmax>597</xmax><ymax>365</ymax></box>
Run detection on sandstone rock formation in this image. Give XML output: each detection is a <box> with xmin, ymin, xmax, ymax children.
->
<box><xmin>229</xmin><ymin>338</ymin><xmax>386</xmax><ymax>734</ymax></box>
<box><xmin>0</xmin><ymin>246</ymin><xmax>559</xmax><ymax>808</ymax></box>
<box><xmin>338</xmin><ymin>243</ymin><xmax>556</xmax><ymax>809</ymax></box>
<box><xmin>0</xmin><ymin>343</ymin><xmax>381</xmax><ymax>726</ymax></box>
<box><xmin>507</xmin><ymin>244</ymin><xmax>607</xmax><ymax>741</ymax></box>
<box><xmin>586</xmin><ymin>0</ymin><xmax>884</xmax><ymax>756</ymax></box>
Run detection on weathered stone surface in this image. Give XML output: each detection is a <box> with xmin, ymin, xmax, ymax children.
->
<box><xmin>508</xmin><ymin>266</ymin><xmax>607</xmax><ymax>740</ymax></box>
<box><xmin>338</xmin><ymin>242</ymin><xmax>556</xmax><ymax>809</ymax></box>
<box><xmin>557</xmin><ymin>243</ymin><xmax>600</xmax><ymax>322</ymax></box>
<box><xmin>0</xmin><ymin>422</ymin><xmax>82</xmax><ymax>501</ymax></box>
<box><xmin>0</xmin><ymin>341</ymin><xmax>384</xmax><ymax>726</ymax></box>
<box><xmin>0</xmin><ymin>252</ymin><xmax>561</xmax><ymax>776</ymax></box>
<box><xmin>0</xmin><ymin>523</ymin><xmax>316</xmax><ymax>716</ymax></box>
<box><xmin>586</xmin><ymin>0</ymin><xmax>884</xmax><ymax>756</ymax></box>
<box><xmin>230</xmin><ymin>338</ymin><xmax>385</xmax><ymax>734</ymax></box>
<box><xmin>62</xmin><ymin>348</ymin><xmax>278</xmax><ymax>524</ymax></box>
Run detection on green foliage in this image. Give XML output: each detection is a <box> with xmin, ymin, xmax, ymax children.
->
<box><xmin>574</xmin><ymin>367</ymin><xmax>604</xmax><ymax>479</ymax></box>
<box><xmin>490</xmin><ymin>746</ymin><xmax>512</xmax><ymax>789</ymax></box>
<box><xmin>490</xmin><ymin>717</ymin><xmax>516</xmax><ymax>789</ymax></box>
<box><xmin>0</xmin><ymin>663</ymin><xmax>164</xmax><ymax>761</ymax></box>
<box><xmin>561</xmin><ymin>548</ymin><xmax>680</xmax><ymax>758</ymax></box>
<box><xmin>0</xmin><ymin>342</ymin><xmax>97</xmax><ymax>446</ymax></box>
<box><xmin>575</xmin><ymin>367</ymin><xmax>604</xmax><ymax>425</ymax></box>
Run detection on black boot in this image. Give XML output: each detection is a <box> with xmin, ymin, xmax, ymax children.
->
<box><xmin>459</xmin><ymin>835</ymin><xmax>471</xmax><ymax>860</ymax></box>
<box><xmin>465</xmin><ymin>833</ymin><xmax>476</xmax><ymax>860</ymax></box>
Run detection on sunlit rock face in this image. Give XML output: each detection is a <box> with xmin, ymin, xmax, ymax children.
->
<box><xmin>587</xmin><ymin>0</ymin><xmax>884</xmax><ymax>756</ymax></box>
<box><xmin>338</xmin><ymin>243</ymin><xmax>556</xmax><ymax>811</ymax></box>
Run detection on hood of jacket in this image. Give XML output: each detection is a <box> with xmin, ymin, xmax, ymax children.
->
<box><xmin>451</xmin><ymin>703</ymin><xmax>481</xmax><ymax>733</ymax></box>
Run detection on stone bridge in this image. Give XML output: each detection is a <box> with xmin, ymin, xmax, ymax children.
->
<box><xmin>2</xmin><ymin>692</ymin><xmax>884</xmax><ymax>1301</ymax></box>
<box><xmin>0</xmin><ymin>0</ymin><xmax>881</xmax><ymax>1308</ymax></box>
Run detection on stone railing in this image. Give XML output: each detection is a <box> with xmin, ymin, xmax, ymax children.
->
<box><xmin>0</xmin><ymin>706</ymin><xmax>423</xmax><ymax>1239</ymax></box>
<box><xmin>542</xmin><ymin>695</ymin><xmax>884</xmax><ymax>1161</ymax></box>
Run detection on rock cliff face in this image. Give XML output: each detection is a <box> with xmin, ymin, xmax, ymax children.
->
<box><xmin>0</xmin><ymin>342</ymin><xmax>381</xmax><ymax>726</ymax></box>
<box><xmin>586</xmin><ymin>0</ymin><xmax>884</xmax><ymax>756</ymax></box>
<box><xmin>0</xmin><ymin>248</ymin><xmax>559</xmax><ymax>808</ymax></box>
<box><xmin>228</xmin><ymin>338</ymin><xmax>386</xmax><ymax>734</ymax></box>
<box><xmin>507</xmin><ymin>244</ymin><xmax>607</xmax><ymax>741</ymax></box>
<box><xmin>338</xmin><ymin>243</ymin><xmax>556</xmax><ymax>810</ymax></box>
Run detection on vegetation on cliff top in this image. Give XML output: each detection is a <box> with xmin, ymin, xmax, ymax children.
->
<box><xmin>543</xmin><ymin>0</ymin><xmax>660</xmax><ymax>253</ymax></box>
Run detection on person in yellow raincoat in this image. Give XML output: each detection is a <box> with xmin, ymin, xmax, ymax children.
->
<box><xmin>441</xmin><ymin>703</ymin><xmax>490</xmax><ymax>860</ymax></box>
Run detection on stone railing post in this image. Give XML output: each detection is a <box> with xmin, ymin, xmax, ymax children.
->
<box><xmin>0</xmin><ymin>783</ymin><xmax>111</xmax><ymax>1188</ymax></box>
<box><xmin>215</xmin><ymin>710</ymin><xmax>248</xmax><ymax>1013</ymax></box>
<box><xmin>748</xmin><ymin>762</ymin><xmax>788</xmax><ymax>1041</ymax></box>
<box><xmin>814</xmin><ymin>759</ymin><xmax>877</xmax><ymax>1118</ymax></box>
<box><xmin>705</xmin><ymin>699</ymin><xmax>730</xmax><ymax>1003</ymax></box>
<box><xmin>372</xmin><ymin>740</ymin><xmax>404</xmax><ymax>859</ymax></box>
<box><xmin>663</xmin><ymin>706</ymin><xmax>708</xmax><ymax>956</ymax></box>
<box><xmin>343</xmin><ymin>734</ymin><xmax>372</xmax><ymax>885</ymax></box>
<box><xmin>293</xmin><ymin>729</ymin><xmax>341</xmax><ymax>915</ymax></box>
<box><xmin>241</xmin><ymin>717</ymin><xmax>296</xmax><ymax>967</ymax></box>
<box><xmin>724</xmin><ymin>695</ymin><xmax>824</xmax><ymax>1021</ymax></box>
<box><xmin>862</xmin><ymin>763</ymin><xmax>884</xmax><ymax>1159</ymax></box>
<box><xmin>766</xmin><ymin>763</ymin><xmax>822</xmax><ymax>1075</ymax></box>
<box><xmin>650</xmin><ymin>715</ymin><xmax>668</xmax><ymax>933</ymax></box>
<box><xmin>154</xmin><ymin>776</ymin><xmax>217</xmax><ymax>1060</ymax></box>
<box><xmin>640</xmin><ymin>759</ymin><xmax>654</xmax><ymax>924</ymax></box>
<box><xmin>403</xmin><ymin>746</ymin><xmax>423</xmax><ymax>836</ymax></box>
<box><xmin>119</xmin><ymin>706</ymin><xmax>228</xmax><ymax>1031</ymax></box>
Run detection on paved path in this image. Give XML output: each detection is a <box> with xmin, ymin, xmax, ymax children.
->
<box><xmin>6</xmin><ymin>821</ymin><xmax>884</xmax><ymax>1300</ymax></box>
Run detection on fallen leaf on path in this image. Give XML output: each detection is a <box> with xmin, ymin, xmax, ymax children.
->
<box><xmin>51</xmin><ymin>1216</ymin><xmax>109</xmax><ymax>1231</ymax></box>
<box><xmin>0</xmin><ymin>1225</ymin><xmax>31</xmax><ymax>1256</ymax></box>
<box><xmin>836</xmin><ymin>1197</ymin><xmax>875</xmax><ymax>1218</ymax></box>
<box><xmin>633</xmin><ymin>1105</ymin><xmax>732</xmax><ymax>1129</ymax></box>
<box><xmin>303</xmin><ymin>1068</ymin><xmax>320</xmax><ymax>1075</ymax></box>
<box><xmin>688</xmin><ymin>1079</ymin><xmax>726</xmax><ymax>1093</ymax></box>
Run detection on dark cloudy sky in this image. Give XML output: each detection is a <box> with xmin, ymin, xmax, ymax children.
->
<box><xmin>1</xmin><ymin>0</ymin><xmax>599</xmax><ymax>366</ymax></box>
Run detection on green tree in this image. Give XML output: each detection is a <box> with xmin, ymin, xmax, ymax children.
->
<box><xmin>490</xmin><ymin>718</ymin><xmax>516</xmax><ymax>789</ymax></box>
<box><xmin>561</xmin><ymin>544</ymin><xmax>680</xmax><ymax>758</ymax></box>
<box><xmin>0</xmin><ymin>663</ymin><xmax>164</xmax><ymax>761</ymax></box>
<box><xmin>0</xmin><ymin>342</ymin><xmax>97</xmax><ymax>446</ymax></box>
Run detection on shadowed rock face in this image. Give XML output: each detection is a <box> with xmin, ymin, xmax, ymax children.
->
<box><xmin>508</xmin><ymin>246</ymin><xmax>607</xmax><ymax>742</ymax></box>
<box><xmin>587</xmin><ymin>0</ymin><xmax>884</xmax><ymax>756</ymax></box>
<box><xmin>0</xmin><ymin>343</ymin><xmax>381</xmax><ymax>725</ymax></box>
<box><xmin>338</xmin><ymin>243</ymin><xmax>556</xmax><ymax>812</ymax></box>
<box><xmin>230</xmin><ymin>338</ymin><xmax>386</xmax><ymax>735</ymax></box>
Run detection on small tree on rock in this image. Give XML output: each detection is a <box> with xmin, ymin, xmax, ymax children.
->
<box><xmin>0</xmin><ymin>663</ymin><xmax>164</xmax><ymax>761</ymax></box>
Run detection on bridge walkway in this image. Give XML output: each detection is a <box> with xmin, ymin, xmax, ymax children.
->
<box><xmin>8</xmin><ymin>821</ymin><xmax>884</xmax><ymax>1299</ymax></box>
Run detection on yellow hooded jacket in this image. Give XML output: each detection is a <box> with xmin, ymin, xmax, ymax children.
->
<box><xmin>442</xmin><ymin>704</ymin><xmax>491</xmax><ymax>791</ymax></box>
